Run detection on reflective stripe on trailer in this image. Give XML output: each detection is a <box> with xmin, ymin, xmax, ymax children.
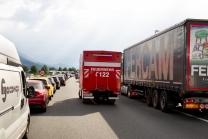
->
<box><xmin>84</xmin><ymin>62</ymin><xmax>121</xmax><ymax>67</ymax></box>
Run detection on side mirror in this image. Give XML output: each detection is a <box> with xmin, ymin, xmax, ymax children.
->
<box><xmin>27</xmin><ymin>86</ymin><xmax>35</xmax><ymax>98</ymax></box>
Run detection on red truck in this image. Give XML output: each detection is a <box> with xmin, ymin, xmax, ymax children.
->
<box><xmin>78</xmin><ymin>50</ymin><xmax>122</xmax><ymax>104</ymax></box>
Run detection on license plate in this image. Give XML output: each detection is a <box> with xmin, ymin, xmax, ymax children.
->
<box><xmin>184</xmin><ymin>104</ymin><xmax>199</xmax><ymax>109</ymax></box>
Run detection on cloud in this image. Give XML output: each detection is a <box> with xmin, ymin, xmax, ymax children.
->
<box><xmin>0</xmin><ymin>0</ymin><xmax>208</xmax><ymax>68</ymax></box>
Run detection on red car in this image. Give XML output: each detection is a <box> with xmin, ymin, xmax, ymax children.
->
<box><xmin>27</xmin><ymin>80</ymin><xmax>49</xmax><ymax>112</ymax></box>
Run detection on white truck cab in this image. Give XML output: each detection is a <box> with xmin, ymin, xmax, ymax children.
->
<box><xmin>0</xmin><ymin>34</ymin><xmax>33</xmax><ymax>139</ymax></box>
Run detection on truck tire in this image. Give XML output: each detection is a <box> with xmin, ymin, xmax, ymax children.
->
<box><xmin>146</xmin><ymin>88</ymin><xmax>152</xmax><ymax>106</ymax></box>
<box><xmin>152</xmin><ymin>90</ymin><xmax>160</xmax><ymax>109</ymax></box>
<box><xmin>127</xmin><ymin>90</ymin><xmax>132</xmax><ymax>99</ymax></box>
<box><xmin>82</xmin><ymin>91</ymin><xmax>88</xmax><ymax>103</ymax></box>
<box><xmin>78</xmin><ymin>90</ymin><xmax>82</xmax><ymax>99</ymax></box>
<box><xmin>108</xmin><ymin>99</ymin><xmax>115</xmax><ymax>104</ymax></box>
<box><xmin>160</xmin><ymin>91</ymin><xmax>169</xmax><ymax>112</ymax></box>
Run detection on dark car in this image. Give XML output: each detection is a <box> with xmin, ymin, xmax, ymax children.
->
<box><xmin>75</xmin><ymin>73</ymin><xmax>79</xmax><ymax>79</ymax></box>
<box><xmin>27</xmin><ymin>80</ymin><xmax>48</xmax><ymax>112</ymax></box>
<box><xmin>48</xmin><ymin>77</ymin><xmax>56</xmax><ymax>94</ymax></box>
<box><xmin>58</xmin><ymin>75</ymin><xmax>66</xmax><ymax>86</ymax></box>
<box><xmin>52</xmin><ymin>76</ymin><xmax>61</xmax><ymax>89</ymax></box>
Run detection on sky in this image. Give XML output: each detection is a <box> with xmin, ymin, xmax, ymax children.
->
<box><xmin>0</xmin><ymin>0</ymin><xmax>208</xmax><ymax>68</ymax></box>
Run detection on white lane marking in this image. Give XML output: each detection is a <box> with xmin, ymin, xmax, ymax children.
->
<box><xmin>137</xmin><ymin>98</ymin><xmax>208</xmax><ymax>123</ymax></box>
<box><xmin>173</xmin><ymin>109</ymin><xmax>208</xmax><ymax>123</ymax></box>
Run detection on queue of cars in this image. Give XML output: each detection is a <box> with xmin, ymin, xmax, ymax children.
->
<box><xmin>26</xmin><ymin>73</ymin><xmax>69</xmax><ymax>112</ymax></box>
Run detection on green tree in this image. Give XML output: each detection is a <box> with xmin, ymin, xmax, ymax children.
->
<box><xmin>41</xmin><ymin>64</ymin><xmax>48</xmax><ymax>73</ymax></box>
<box><xmin>68</xmin><ymin>67</ymin><xmax>77</xmax><ymax>72</ymax></box>
<box><xmin>22</xmin><ymin>65</ymin><xmax>29</xmax><ymax>72</ymax></box>
<box><xmin>30</xmin><ymin>65</ymin><xmax>37</xmax><ymax>74</ymax></box>
<box><xmin>63</xmin><ymin>67</ymin><xmax>67</xmax><ymax>71</ymax></box>
<box><xmin>58</xmin><ymin>67</ymin><xmax>62</xmax><ymax>71</ymax></box>
<box><xmin>71</xmin><ymin>67</ymin><xmax>77</xmax><ymax>72</ymax></box>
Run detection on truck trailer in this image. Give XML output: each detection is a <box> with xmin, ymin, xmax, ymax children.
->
<box><xmin>79</xmin><ymin>50</ymin><xmax>122</xmax><ymax>104</ymax></box>
<box><xmin>121</xmin><ymin>19</ymin><xmax>208</xmax><ymax>112</ymax></box>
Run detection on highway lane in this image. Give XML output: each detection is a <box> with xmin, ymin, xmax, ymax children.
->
<box><xmin>28</xmin><ymin>77</ymin><xmax>208</xmax><ymax>139</ymax></box>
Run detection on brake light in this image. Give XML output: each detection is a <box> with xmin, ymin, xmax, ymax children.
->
<box><xmin>62</xmin><ymin>80</ymin><xmax>65</xmax><ymax>82</ymax></box>
<box><xmin>130</xmin><ymin>89</ymin><xmax>135</xmax><ymax>92</ymax></box>
<box><xmin>186</xmin><ymin>99</ymin><xmax>195</xmax><ymax>103</ymax></box>
<box><xmin>84</xmin><ymin>91</ymin><xmax>90</xmax><ymax>94</ymax></box>
<box><xmin>113</xmin><ymin>91</ymin><xmax>118</xmax><ymax>94</ymax></box>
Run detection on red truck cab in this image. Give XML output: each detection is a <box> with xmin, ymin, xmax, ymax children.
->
<box><xmin>79</xmin><ymin>50</ymin><xmax>122</xmax><ymax>104</ymax></box>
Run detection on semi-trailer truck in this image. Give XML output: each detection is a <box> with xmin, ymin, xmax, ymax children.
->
<box><xmin>79</xmin><ymin>50</ymin><xmax>122</xmax><ymax>104</ymax></box>
<box><xmin>121</xmin><ymin>19</ymin><xmax>208</xmax><ymax>112</ymax></box>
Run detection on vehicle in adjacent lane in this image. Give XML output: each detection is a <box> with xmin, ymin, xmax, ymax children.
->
<box><xmin>48</xmin><ymin>77</ymin><xmax>57</xmax><ymax>94</ymax></box>
<box><xmin>58</xmin><ymin>75</ymin><xmax>66</xmax><ymax>86</ymax></box>
<box><xmin>29</xmin><ymin>77</ymin><xmax>54</xmax><ymax>100</ymax></box>
<box><xmin>27</xmin><ymin>80</ymin><xmax>48</xmax><ymax>112</ymax></box>
<box><xmin>52</xmin><ymin>76</ymin><xmax>61</xmax><ymax>89</ymax></box>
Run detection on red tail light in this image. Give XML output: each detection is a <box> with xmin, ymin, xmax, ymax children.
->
<box><xmin>186</xmin><ymin>99</ymin><xmax>195</xmax><ymax>103</ymax></box>
<box><xmin>35</xmin><ymin>91</ymin><xmax>44</xmax><ymax>98</ymax></box>
<box><xmin>62</xmin><ymin>80</ymin><xmax>65</xmax><ymax>82</ymax></box>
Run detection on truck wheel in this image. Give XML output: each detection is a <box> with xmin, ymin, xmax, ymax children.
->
<box><xmin>78</xmin><ymin>90</ymin><xmax>81</xmax><ymax>99</ymax></box>
<box><xmin>108</xmin><ymin>99</ymin><xmax>115</xmax><ymax>104</ymax></box>
<box><xmin>127</xmin><ymin>90</ymin><xmax>132</xmax><ymax>99</ymax></box>
<box><xmin>146</xmin><ymin>88</ymin><xmax>152</xmax><ymax>106</ymax></box>
<box><xmin>152</xmin><ymin>90</ymin><xmax>160</xmax><ymax>109</ymax></box>
<box><xmin>82</xmin><ymin>92</ymin><xmax>88</xmax><ymax>103</ymax></box>
<box><xmin>160</xmin><ymin>91</ymin><xmax>169</xmax><ymax>112</ymax></box>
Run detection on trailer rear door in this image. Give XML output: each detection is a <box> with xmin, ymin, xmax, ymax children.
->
<box><xmin>186</xmin><ymin>21</ymin><xmax>208</xmax><ymax>91</ymax></box>
<box><xmin>82</xmin><ymin>51</ymin><xmax>122</xmax><ymax>91</ymax></box>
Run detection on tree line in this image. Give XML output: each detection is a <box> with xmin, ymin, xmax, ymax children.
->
<box><xmin>22</xmin><ymin>64</ymin><xmax>78</xmax><ymax>74</ymax></box>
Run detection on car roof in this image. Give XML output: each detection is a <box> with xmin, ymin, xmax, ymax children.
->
<box><xmin>27</xmin><ymin>80</ymin><xmax>41</xmax><ymax>84</ymax></box>
<box><xmin>30</xmin><ymin>77</ymin><xmax>48</xmax><ymax>80</ymax></box>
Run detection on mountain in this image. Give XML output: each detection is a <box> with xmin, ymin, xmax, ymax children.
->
<box><xmin>18</xmin><ymin>51</ymin><xmax>72</xmax><ymax>70</ymax></box>
<box><xmin>18</xmin><ymin>52</ymin><xmax>44</xmax><ymax>70</ymax></box>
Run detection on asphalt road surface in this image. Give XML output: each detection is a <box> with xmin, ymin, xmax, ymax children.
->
<box><xmin>28</xmin><ymin>77</ymin><xmax>208</xmax><ymax>139</ymax></box>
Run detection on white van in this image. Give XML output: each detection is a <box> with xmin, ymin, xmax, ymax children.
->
<box><xmin>0</xmin><ymin>35</ymin><xmax>34</xmax><ymax>139</ymax></box>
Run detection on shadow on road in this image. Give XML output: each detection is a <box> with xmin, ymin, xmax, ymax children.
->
<box><xmin>30</xmin><ymin>95</ymin><xmax>208</xmax><ymax>139</ymax></box>
<box><xmin>30</xmin><ymin>98</ymin><xmax>117</xmax><ymax>116</ymax></box>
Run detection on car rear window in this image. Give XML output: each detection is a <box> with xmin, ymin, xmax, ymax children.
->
<box><xmin>52</xmin><ymin>77</ymin><xmax>57</xmax><ymax>81</ymax></box>
<box><xmin>58</xmin><ymin>77</ymin><xmax>63</xmax><ymax>80</ymax></box>
<box><xmin>40</xmin><ymin>80</ymin><xmax>47</xmax><ymax>85</ymax></box>
<box><xmin>27</xmin><ymin>83</ymin><xmax>40</xmax><ymax>89</ymax></box>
